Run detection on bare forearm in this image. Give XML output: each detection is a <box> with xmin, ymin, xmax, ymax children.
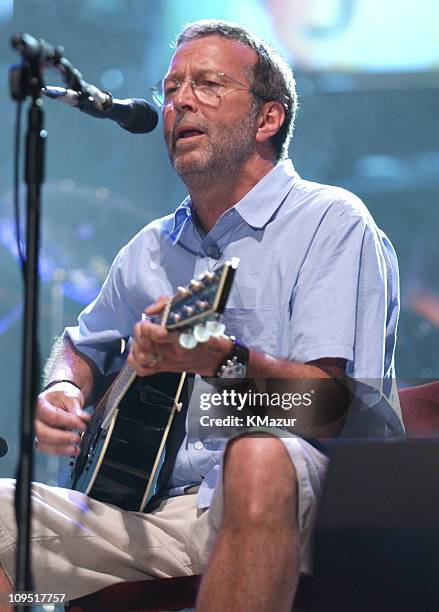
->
<box><xmin>247</xmin><ymin>348</ymin><xmax>349</xmax><ymax>437</ymax></box>
<box><xmin>43</xmin><ymin>336</ymin><xmax>96</xmax><ymax>404</ymax></box>
<box><xmin>248</xmin><ymin>348</ymin><xmax>337</xmax><ymax>380</ymax></box>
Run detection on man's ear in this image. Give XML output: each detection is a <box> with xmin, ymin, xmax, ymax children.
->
<box><xmin>255</xmin><ymin>101</ymin><xmax>285</xmax><ymax>145</ymax></box>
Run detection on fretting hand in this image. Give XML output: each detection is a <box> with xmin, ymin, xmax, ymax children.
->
<box><xmin>128</xmin><ymin>296</ymin><xmax>232</xmax><ymax>377</ymax></box>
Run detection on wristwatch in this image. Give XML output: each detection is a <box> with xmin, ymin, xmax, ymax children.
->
<box><xmin>216</xmin><ymin>336</ymin><xmax>249</xmax><ymax>379</ymax></box>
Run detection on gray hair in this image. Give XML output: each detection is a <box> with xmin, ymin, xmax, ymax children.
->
<box><xmin>174</xmin><ymin>19</ymin><xmax>298</xmax><ymax>161</ymax></box>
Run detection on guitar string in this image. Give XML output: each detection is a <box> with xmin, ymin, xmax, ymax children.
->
<box><xmin>77</xmin><ymin>367</ymin><xmax>171</xmax><ymax>452</ymax></box>
<box><xmin>78</xmin><ymin>374</ymin><xmax>123</xmax><ymax>451</ymax></box>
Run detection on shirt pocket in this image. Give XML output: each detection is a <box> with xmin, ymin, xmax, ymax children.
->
<box><xmin>222</xmin><ymin>308</ymin><xmax>279</xmax><ymax>355</ymax></box>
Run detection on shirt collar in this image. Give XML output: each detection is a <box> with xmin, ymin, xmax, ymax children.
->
<box><xmin>169</xmin><ymin>196</ymin><xmax>193</xmax><ymax>244</ymax></box>
<box><xmin>234</xmin><ymin>159</ymin><xmax>299</xmax><ymax>228</ymax></box>
<box><xmin>169</xmin><ymin>159</ymin><xmax>299</xmax><ymax>243</ymax></box>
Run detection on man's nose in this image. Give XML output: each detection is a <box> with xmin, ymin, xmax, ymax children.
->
<box><xmin>173</xmin><ymin>78</ymin><xmax>198</xmax><ymax>111</ymax></box>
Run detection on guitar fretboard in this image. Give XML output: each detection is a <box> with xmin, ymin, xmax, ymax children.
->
<box><xmin>101</xmin><ymin>365</ymin><xmax>137</xmax><ymax>430</ymax></box>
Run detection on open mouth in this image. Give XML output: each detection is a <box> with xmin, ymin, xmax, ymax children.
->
<box><xmin>175</xmin><ymin>126</ymin><xmax>206</xmax><ymax>143</ymax></box>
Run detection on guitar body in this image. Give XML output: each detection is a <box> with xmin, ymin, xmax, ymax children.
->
<box><xmin>65</xmin><ymin>372</ymin><xmax>183</xmax><ymax>511</ymax></box>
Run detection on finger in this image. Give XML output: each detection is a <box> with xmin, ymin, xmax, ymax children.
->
<box><xmin>130</xmin><ymin>338</ymin><xmax>183</xmax><ymax>369</ymax></box>
<box><xmin>36</xmin><ymin>440</ymin><xmax>80</xmax><ymax>457</ymax></box>
<box><xmin>35</xmin><ymin>419</ymin><xmax>82</xmax><ymax>446</ymax></box>
<box><xmin>130</xmin><ymin>344</ymin><xmax>158</xmax><ymax>369</ymax></box>
<box><xmin>37</xmin><ymin>398</ymin><xmax>89</xmax><ymax>432</ymax></box>
<box><xmin>144</xmin><ymin>295</ymin><xmax>170</xmax><ymax>315</ymax></box>
<box><xmin>166</xmin><ymin>329</ymin><xmax>183</xmax><ymax>346</ymax></box>
<box><xmin>133</xmin><ymin>322</ymin><xmax>157</xmax><ymax>351</ymax></box>
<box><xmin>136</xmin><ymin>320</ymin><xmax>170</xmax><ymax>345</ymax></box>
<box><xmin>62</xmin><ymin>402</ymin><xmax>91</xmax><ymax>421</ymax></box>
<box><xmin>127</xmin><ymin>351</ymin><xmax>159</xmax><ymax>377</ymax></box>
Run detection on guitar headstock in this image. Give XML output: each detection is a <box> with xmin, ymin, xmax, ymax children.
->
<box><xmin>150</xmin><ymin>258</ymin><xmax>238</xmax><ymax>343</ymax></box>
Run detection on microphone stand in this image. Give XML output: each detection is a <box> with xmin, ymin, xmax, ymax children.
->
<box><xmin>9</xmin><ymin>35</ymin><xmax>83</xmax><ymax>608</ymax></box>
<box><xmin>10</xmin><ymin>49</ymin><xmax>46</xmax><ymax>607</ymax></box>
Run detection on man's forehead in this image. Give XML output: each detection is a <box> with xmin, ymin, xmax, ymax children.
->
<box><xmin>166</xmin><ymin>35</ymin><xmax>256</xmax><ymax>77</ymax></box>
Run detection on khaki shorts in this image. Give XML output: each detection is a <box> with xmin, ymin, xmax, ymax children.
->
<box><xmin>0</xmin><ymin>436</ymin><xmax>327</xmax><ymax>601</ymax></box>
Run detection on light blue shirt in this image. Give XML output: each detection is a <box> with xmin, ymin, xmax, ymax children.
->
<box><xmin>65</xmin><ymin>160</ymin><xmax>404</xmax><ymax>508</ymax></box>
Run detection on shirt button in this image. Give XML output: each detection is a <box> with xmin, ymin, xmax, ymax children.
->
<box><xmin>206</xmin><ymin>246</ymin><xmax>214</xmax><ymax>256</ymax></box>
<box><xmin>194</xmin><ymin>441</ymin><xmax>204</xmax><ymax>450</ymax></box>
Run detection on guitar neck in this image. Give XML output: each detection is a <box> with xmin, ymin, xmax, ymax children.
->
<box><xmin>101</xmin><ymin>364</ymin><xmax>137</xmax><ymax>430</ymax></box>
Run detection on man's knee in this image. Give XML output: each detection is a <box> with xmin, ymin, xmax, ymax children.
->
<box><xmin>222</xmin><ymin>434</ymin><xmax>298</xmax><ymax>526</ymax></box>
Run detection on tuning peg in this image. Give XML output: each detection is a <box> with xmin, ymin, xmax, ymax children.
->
<box><xmin>205</xmin><ymin>320</ymin><xmax>226</xmax><ymax>337</ymax></box>
<box><xmin>189</xmin><ymin>279</ymin><xmax>203</xmax><ymax>291</ymax></box>
<box><xmin>195</xmin><ymin>300</ymin><xmax>209</xmax><ymax>311</ymax></box>
<box><xmin>183</xmin><ymin>305</ymin><xmax>195</xmax><ymax>317</ymax></box>
<box><xmin>169</xmin><ymin>312</ymin><xmax>182</xmax><ymax>323</ymax></box>
<box><xmin>193</xmin><ymin>323</ymin><xmax>211</xmax><ymax>343</ymax></box>
<box><xmin>177</xmin><ymin>286</ymin><xmax>192</xmax><ymax>298</ymax></box>
<box><xmin>200</xmin><ymin>271</ymin><xmax>215</xmax><ymax>283</ymax></box>
<box><xmin>179</xmin><ymin>332</ymin><xmax>198</xmax><ymax>349</ymax></box>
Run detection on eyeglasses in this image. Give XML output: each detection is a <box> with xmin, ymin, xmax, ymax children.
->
<box><xmin>151</xmin><ymin>70</ymin><xmax>274</xmax><ymax>109</ymax></box>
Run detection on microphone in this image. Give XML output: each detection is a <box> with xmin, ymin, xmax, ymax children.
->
<box><xmin>0</xmin><ymin>436</ymin><xmax>8</xmax><ymax>458</ymax></box>
<box><xmin>42</xmin><ymin>85</ymin><xmax>159</xmax><ymax>134</ymax></box>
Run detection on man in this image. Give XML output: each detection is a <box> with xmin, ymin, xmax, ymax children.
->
<box><xmin>0</xmin><ymin>19</ymin><xmax>403</xmax><ymax>612</ymax></box>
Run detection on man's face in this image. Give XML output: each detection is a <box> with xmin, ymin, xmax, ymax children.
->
<box><xmin>162</xmin><ymin>35</ymin><xmax>260</xmax><ymax>182</ymax></box>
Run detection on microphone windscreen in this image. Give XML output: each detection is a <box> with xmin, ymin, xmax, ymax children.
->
<box><xmin>123</xmin><ymin>99</ymin><xmax>159</xmax><ymax>134</ymax></box>
<box><xmin>0</xmin><ymin>436</ymin><xmax>8</xmax><ymax>458</ymax></box>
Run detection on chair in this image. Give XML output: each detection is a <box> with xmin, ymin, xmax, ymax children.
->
<box><xmin>66</xmin><ymin>574</ymin><xmax>202</xmax><ymax>612</ymax></box>
<box><xmin>66</xmin><ymin>574</ymin><xmax>313</xmax><ymax>611</ymax></box>
<box><xmin>398</xmin><ymin>380</ymin><xmax>439</xmax><ymax>437</ymax></box>
<box><xmin>66</xmin><ymin>381</ymin><xmax>439</xmax><ymax>611</ymax></box>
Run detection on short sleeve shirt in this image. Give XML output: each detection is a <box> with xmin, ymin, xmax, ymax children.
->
<box><xmin>65</xmin><ymin>160</ymin><xmax>404</xmax><ymax>507</ymax></box>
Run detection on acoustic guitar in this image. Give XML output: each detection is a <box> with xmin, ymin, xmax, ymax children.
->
<box><xmin>64</xmin><ymin>258</ymin><xmax>238</xmax><ymax>511</ymax></box>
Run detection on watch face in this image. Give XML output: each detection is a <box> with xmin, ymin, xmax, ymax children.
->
<box><xmin>221</xmin><ymin>362</ymin><xmax>247</xmax><ymax>378</ymax></box>
<box><xmin>234</xmin><ymin>363</ymin><xmax>247</xmax><ymax>378</ymax></box>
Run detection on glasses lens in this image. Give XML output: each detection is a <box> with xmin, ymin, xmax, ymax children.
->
<box><xmin>193</xmin><ymin>73</ymin><xmax>222</xmax><ymax>106</ymax></box>
<box><xmin>151</xmin><ymin>73</ymin><xmax>225</xmax><ymax>108</ymax></box>
<box><xmin>151</xmin><ymin>81</ymin><xmax>164</xmax><ymax>108</ymax></box>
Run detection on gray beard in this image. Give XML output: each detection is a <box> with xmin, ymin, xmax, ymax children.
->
<box><xmin>168</xmin><ymin>117</ymin><xmax>257</xmax><ymax>189</ymax></box>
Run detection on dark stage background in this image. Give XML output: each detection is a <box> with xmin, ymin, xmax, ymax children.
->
<box><xmin>0</xmin><ymin>0</ymin><xmax>438</xmax><ymax>478</ymax></box>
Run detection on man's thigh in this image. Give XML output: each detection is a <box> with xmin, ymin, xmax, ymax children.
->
<box><xmin>0</xmin><ymin>479</ymin><xmax>205</xmax><ymax>601</ymax></box>
<box><xmin>206</xmin><ymin>433</ymin><xmax>328</xmax><ymax>574</ymax></box>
